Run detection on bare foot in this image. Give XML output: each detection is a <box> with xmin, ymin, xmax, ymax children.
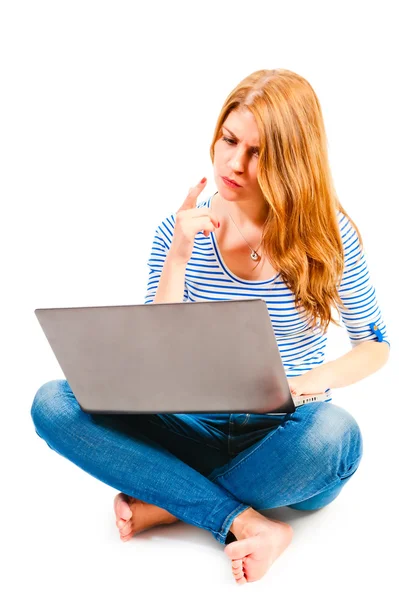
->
<box><xmin>114</xmin><ymin>493</ymin><xmax>179</xmax><ymax>542</ymax></box>
<box><xmin>225</xmin><ymin>508</ymin><xmax>293</xmax><ymax>584</ymax></box>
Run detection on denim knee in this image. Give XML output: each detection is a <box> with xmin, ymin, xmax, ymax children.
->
<box><xmin>294</xmin><ymin>401</ymin><xmax>363</xmax><ymax>480</ymax></box>
<box><xmin>31</xmin><ymin>379</ymin><xmax>70</xmax><ymax>434</ymax></box>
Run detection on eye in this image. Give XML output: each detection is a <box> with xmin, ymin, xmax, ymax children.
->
<box><xmin>222</xmin><ymin>136</ymin><xmax>235</xmax><ymax>145</ymax></box>
<box><xmin>222</xmin><ymin>136</ymin><xmax>259</xmax><ymax>157</ymax></box>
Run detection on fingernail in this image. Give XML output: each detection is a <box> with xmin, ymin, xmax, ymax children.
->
<box><xmin>200</xmin><ymin>177</ymin><xmax>206</xmax><ymax>183</ymax></box>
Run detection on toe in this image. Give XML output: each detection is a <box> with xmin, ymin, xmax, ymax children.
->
<box><xmin>225</xmin><ymin>536</ymin><xmax>261</xmax><ymax>560</ymax></box>
<box><xmin>114</xmin><ymin>493</ymin><xmax>133</xmax><ymax>521</ymax></box>
<box><xmin>120</xmin><ymin>531</ymin><xmax>134</xmax><ymax>542</ymax></box>
<box><xmin>120</xmin><ymin>520</ymin><xmax>134</xmax><ymax>536</ymax></box>
<box><xmin>232</xmin><ymin>558</ymin><xmax>244</xmax><ymax>580</ymax></box>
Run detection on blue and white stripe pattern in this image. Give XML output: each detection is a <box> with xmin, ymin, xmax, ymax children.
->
<box><xmin>144</xmin><ymin>195</ymin><xmax>389</xmax><ymax>394</ymax></box>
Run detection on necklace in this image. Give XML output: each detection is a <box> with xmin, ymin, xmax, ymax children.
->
<box><xmin>225</xmin><ymin>208</ymin><xmax>263</xmax><ymax>262</ymax></box>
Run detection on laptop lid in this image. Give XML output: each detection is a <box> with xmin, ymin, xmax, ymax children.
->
<box><xmin>34</xmin><ymin>298</ymin><xmax>297</xmax><ymax>414</ymax></box>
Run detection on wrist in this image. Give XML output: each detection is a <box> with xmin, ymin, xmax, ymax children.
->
<box><xmin>153</xmin><ymin>253</ymin><xmax>187</xmax><ymax>304</ymax></box>
<box><xmin>165</xmin><ymin>253</ymin><xmax>188</xmax><ymax>269</ymax></box>
<box><xmin>166</xmin><ymin>248</ymin><xmax>189</xmax><ymax>268</ymax></box>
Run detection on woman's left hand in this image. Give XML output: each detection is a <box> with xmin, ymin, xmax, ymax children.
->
<box><xmin>288</xmin><ymin>365</ymin><xmax>331</xmax><ymax>396</ymax></box>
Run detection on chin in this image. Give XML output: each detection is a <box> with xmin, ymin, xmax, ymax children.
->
<box><xmin>217</xmin><ymin>176</ymin><xmax>241</xmax><ymax>197</ymax></box>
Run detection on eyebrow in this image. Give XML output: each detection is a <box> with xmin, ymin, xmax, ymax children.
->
<box><xmin>222</xmin><ymin>126</ymin><xmax>260</xmax><ymax>152</ymax></box>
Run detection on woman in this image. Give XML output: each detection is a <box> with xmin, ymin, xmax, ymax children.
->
<box><xmin>31</xmin><ymin>68</ymin><xmax>390</xmax><ymax>585</ymax></box>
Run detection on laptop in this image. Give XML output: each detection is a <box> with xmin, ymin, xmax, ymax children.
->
<box><xmin>34</xmin><ymin>298</ymin><xmax>329</xmax><ymax>415</ymax></box>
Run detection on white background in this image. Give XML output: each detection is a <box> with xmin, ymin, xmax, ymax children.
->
<box><xmin>1</xmin><ymin>1</ymin><xmax>397</xmax><ymax>598</ymax></box>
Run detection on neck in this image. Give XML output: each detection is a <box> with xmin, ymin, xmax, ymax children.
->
<box><xmin>216</xmin><ymin>191</ymin><xmax>268</xmax><ymax>228</ymax></box>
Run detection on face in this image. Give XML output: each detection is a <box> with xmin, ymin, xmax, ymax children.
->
<box><xmin>213</xmin><ymin>108</ymin><xmax>264</xmax><ymax>204</ymax></box>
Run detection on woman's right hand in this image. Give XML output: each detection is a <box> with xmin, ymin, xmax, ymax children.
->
<box><xmin>168</xmin><ymin>177</ymin><xmax>220</xmax><ymax>265</ymax></box>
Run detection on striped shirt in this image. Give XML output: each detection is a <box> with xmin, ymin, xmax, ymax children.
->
<box><xmin>145</xmin><ymin>195</ymin><xmax>390</xmax><ymax>401</ymax></box>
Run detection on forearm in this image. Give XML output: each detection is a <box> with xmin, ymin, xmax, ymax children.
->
<box><xmin>321</xmin><ymin>341</ymin><xmax>390</xmax><ymax>389</ymax></box>
<box><xmin>153</xmin><ymin>254</ymin><xmax>187</xmax><ymax>304</ymax></box>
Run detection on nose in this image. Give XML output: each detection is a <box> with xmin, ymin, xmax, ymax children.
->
<box><xmin>228</xmin><ymin>148</ymin><xmax>246</xmax><ymax>174</ymax></box>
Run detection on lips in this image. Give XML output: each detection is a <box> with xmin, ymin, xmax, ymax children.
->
<box><xmin>222</xmin><ymin>176</ymin><xmax>242</xmax><ymax>188</ymax></box>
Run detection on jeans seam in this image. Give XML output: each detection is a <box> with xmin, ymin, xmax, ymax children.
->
<box><xmin>339</xmin><ymin>457</ymin><xmax>362</xmax><ymax>480</ymax></box>
<box><xmin>292</xmin><ymin>471</ymin><xmax>354</xmax><ymax>506</ymax></box>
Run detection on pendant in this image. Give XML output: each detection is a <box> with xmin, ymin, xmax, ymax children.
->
<box><xmin>250</xmin><ymin>251</ymin><xmax>260</xmax><ymax>261</ymax></box>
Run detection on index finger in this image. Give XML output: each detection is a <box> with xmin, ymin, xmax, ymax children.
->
<box><xmin>177</xmin><ymin>177</ymin><xmax>207</xmax><ymax>212</ymax></box>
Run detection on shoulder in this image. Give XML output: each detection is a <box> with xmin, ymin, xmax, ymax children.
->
<box><xmin>335</xmin><ymin>211</ymin><xmax>366</xmax><ymax>281</ymax></box>
<box><xmin>336</xmin><ymin>210</ymin><xmax>362</xmax><ymax>253</ymax></box>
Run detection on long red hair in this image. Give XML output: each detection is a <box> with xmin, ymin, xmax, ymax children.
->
<box><xmin>210</xmin><ymin>69</ymin><xmax>363</xmax><ymax>333</ymax></box>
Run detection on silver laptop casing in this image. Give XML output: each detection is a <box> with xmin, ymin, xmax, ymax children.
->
<box><xmin>35</xmin><ymin>299</ymin><xmax>296</xmax><ymax>414</ymax></box>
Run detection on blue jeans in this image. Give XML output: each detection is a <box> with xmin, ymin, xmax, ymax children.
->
<box><xmin>30</xmin><ymin>379</ymin><xmax>363</xmax><ymax>545</ymax></box>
